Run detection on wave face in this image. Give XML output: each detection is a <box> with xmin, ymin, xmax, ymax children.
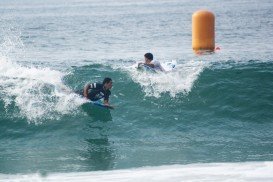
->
<box><xmin>1</xmin><ymin>0</ymin><xmax>273</xmax><ymax>175</ymax></box>
<box><xmin>1</xmin><ymin>56</ymin><xmax>273</xmax><ymax>174</ymax></box>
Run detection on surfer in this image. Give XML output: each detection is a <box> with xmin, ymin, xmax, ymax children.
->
<box><xmin>81</xmin><ymin>77</ymin><xmax>113</xmax><ymax>107</ymax></box>
<box><xmin>137</xmin><ymin>53</ymin><xmax>165</xmax><ymax>72</ymax></box>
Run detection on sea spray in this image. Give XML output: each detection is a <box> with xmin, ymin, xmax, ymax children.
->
<box><xmin>0</xmin><ymin>56</ymin><xmax>86</xmax><ymax>123</ymax></box>
<box><xmin>125</xmin><ymin>60</ymin><xmax>208</xmax><ymax>97</ymax></box>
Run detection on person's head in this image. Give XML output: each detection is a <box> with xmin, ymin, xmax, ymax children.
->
<box><xmin>144</xmin><ymin>53</ymin><xmax>153</xmax><ymax>63</ymax></box>
<box><xmin>103</xmin><ymin>77</ymin><xmax>113</xmax><ymax>90</ymax></box>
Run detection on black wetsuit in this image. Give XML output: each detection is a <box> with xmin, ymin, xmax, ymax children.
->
<box><xmin>77</xmin><ymin>83</ymin><xmax>111</xmax><ymax>101</ymax></box>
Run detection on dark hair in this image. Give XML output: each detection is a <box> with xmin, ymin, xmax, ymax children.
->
<box><xmin>103</xmin><ymin>77</ymin><xmax>112</xmax><ymax>85</ymax></box>
<box><xmin>144</xmin><ymin>53</ymin><xmax>153</xmax><ymax>60</ymax></box>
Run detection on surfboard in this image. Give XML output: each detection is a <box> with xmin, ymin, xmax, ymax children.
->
<box><xmin>55</xmin><ymin>86</ymin><xmax>114</xmax><ymax>110</ymax></box>
<box><xmin>138</xmin><ymin>64</ymin><xmax>157</xmax><ymax>73</ymax></box>
<box><xmin>74</xmin><ymin>90</ymin><xmax>114</xmax><ymax>110</ymax></box>
<box><xmin>136</xmin><ymin>60</ymin><xmax>177</xmax><ymax>73</ymax></box>
<box><xmin>86</xmin><ymin>99</ymin><xmax>114</xmax><ymax>109</ymax></box>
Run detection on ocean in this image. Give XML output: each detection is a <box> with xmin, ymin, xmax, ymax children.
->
<box><xmin>1</xmin><ymin>0</ymin><xmax>273</xmax><ymax>181</ymax></box>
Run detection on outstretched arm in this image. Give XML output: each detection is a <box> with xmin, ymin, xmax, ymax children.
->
<box><xmin>103</xmin><ymin>99</ymin><xmax>109</xmax><ymax>105</ymax></box>
<box><xmin>83</xmin><ymin>84</ymin><xmax>91</xmax><ymax>98</ymax></box>
<box><xmin>138</xmin><ymin>62</ymin><xmax>144</xmax><ymax>68</ymax></box>
<box><xmin>103</xmin><ymin>99</ymin><xmax>114</xmax><ymax>109</ymax></box>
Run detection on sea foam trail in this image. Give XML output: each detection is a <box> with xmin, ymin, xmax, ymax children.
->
<box><xmin>0</xmin><ymin>56</ymin><xmax>85</xmax><ymax>123</ymax></box>
<box><xmin>1</xmin><ymin>161</ymin><xmax>272</xmax><ymax>182</ymax></box>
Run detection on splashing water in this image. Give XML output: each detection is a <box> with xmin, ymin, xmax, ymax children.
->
<box><xmin>0</xmin><ymin>56</ymin><xmax>86</xmax><ymax>123</ymax></box>
<box><xmin>125</xmin><ymin>60</ymin><xmax>207</xmax><ymax>97</ymax></box>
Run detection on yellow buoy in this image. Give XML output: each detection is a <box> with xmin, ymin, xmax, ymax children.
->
<box><xmin>192</xmin><ymin>10</ymin><xmax>215</xmax><ymax>53</ymax></box>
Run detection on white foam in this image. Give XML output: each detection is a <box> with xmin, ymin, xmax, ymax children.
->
<box><xmin>1</xmin><ymin>161</ymin><xmax>273</xmax><ymax>182</ymax></box>
<box><xmin>126</xmin><ymin>60</ymin><xmax>207</xmax><ymax>98</ymax></box>
<box><xmin>0</xmin><ymin>56</ymin><xmax>85</xmax><ymax>123</ymax></box>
